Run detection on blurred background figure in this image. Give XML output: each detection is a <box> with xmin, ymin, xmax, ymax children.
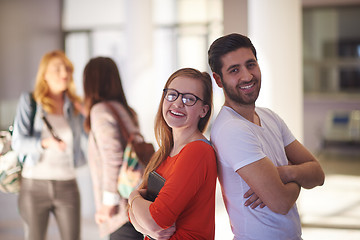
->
<box><xmin>83</xmin><ymin>57</ymin><xmax>143</xmax><ymax>240</ymax></box>
<box><xmin>11</xmin><ymin>50</ymin><xmax>87</xmax><ymax>240</ymax></box>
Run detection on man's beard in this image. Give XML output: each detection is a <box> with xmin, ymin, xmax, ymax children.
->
<box><xmin>222</xmin><ymin>79</ymin><xmax>259</xmax><ymax>106</ymax></box>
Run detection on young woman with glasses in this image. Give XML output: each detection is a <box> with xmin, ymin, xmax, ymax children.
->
<box><xmin>128</xmin><ymin>68</ymin><xmax>217</xmax><ymax>239</ymax></box>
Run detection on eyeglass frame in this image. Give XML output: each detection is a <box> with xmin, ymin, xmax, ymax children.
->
<box><xmin>163</xmin><ymin>88</ymin><xmax>204</xmax><ymax>106</ymax></box>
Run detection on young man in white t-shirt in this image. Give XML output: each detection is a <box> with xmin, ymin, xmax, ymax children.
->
<box><xmin>208</xmin><ymin>33</ymin><xmax>325</xmax><ymax>240</ymax></box>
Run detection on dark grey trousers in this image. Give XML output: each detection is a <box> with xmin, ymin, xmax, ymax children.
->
<box><xmin>18</xmin><ymin>178</ymin><xmax>81</xmax><ymax>240</ymax></box>
<box><xmin>110</xmin><ymin>221</ymin><xmax>144</xmax><ymax>240</ymax></box>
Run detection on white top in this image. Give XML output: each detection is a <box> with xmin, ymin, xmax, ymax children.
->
<box><xmin>22</xmin><ymin>114</ymin><xmax>75</xmax><ymax>180</ymax></box>
<box><xmin>211</xmin><ymin>106</ymin><xmax>302</xmax><ymax>240</ymax></box>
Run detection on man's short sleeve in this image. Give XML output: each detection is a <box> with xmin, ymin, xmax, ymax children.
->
<box><xmin>212</xmin><ymin>118</ymin><xmax>266</xmax><ymax>172</ymax></box>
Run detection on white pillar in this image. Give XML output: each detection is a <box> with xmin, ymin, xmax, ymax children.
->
<box><xmin>249</xmin><ymin>0</ymin><xmax>303</xmax><ymax>141</ymax></box>
<box><xmin>223</xmin><ymin>0</ymin><xmax>303</xmax><ymax>141</ymax></box>
<box><xmin>123</xmin><ymin>0</ymin><xmax>156</xmax><ymax>143</ymax></box>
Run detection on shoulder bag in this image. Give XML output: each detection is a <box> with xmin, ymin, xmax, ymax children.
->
<box><xmin>105</xmin><ymin>102</ymin><xmax>155</xmax><ymax>199</ymax></box>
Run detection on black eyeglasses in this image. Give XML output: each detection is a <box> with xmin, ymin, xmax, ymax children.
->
<box><xmin>163</xmin><ymin>88</ymin><xmax>203</xmax><ymax>106</ymax></box>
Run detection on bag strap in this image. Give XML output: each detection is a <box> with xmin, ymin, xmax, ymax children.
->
<box><xmin>41</xmin><ymin>114</ymin><xmax>62</xmax><ymax>141</ymax></box>
<box><xmin>29</xmin><ymin>92</ymin><xmax>37</xmax><ymax>136</ymax></box>
<box><xmin>196</xmin><ymin>139</ymin><xmax>211</xmax><ymax>146</ymax></box>
<box><xmin>105</xmin><ymin>102</ymin><xmax>132</xmax><ymax>147</ymax></box>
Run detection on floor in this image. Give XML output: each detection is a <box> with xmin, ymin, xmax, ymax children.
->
<box><xmin>1</xmin><ymin>149</ymin><xmax>359</xmax><ymax>240</ymax></box>
<box><xmin>299</xmin><ymin>149</ymin><xmax>360</xmax><ymax>240</ymax></box>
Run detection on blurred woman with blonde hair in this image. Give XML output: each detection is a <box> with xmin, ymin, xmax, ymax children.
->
<box><xmin>12</xmin><ymin>50</ymin><xmax>87</xmax><ymax>240</ymax></box>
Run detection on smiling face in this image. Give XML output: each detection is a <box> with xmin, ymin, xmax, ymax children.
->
<box><xmin>213</xmin><ymin>47</ymin><xmax>261</xmax><ymax>108</ymax></box>
<box><xmin>162</xmin><ymin>76</ymin><xmax>209</xmax><ymax>132</ymax></box>
<box><xmin>44</xmin><ymin>57</ymin><xmax>71</xmax><ymax>94</ymax></box>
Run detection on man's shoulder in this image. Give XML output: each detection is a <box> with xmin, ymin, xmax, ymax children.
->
<box><xmin>212</xmin><ymin>107</ymin><xmax>237</xmax><ymax>135</ymax></box>
<box><xmin>213</xmin><ymin>106</ymin><xmax>255</xmax><ymax>129</ymax></box>
<box><xmin>256</xmin><ymin>106</ymin><xmax>279</xmax><ymax>117</ymax></box>
<box><xmin>213</xmin><ymin>106</ymin><xmax>241</xmax><ymax>124</ymax></box>
<box><xmin>211</xmin><ymin>107</ymin><xmax>254</xmax><ymax>145</ymax></box>
<box><xmin>256</xmin><ymin>106</ymin><xmax>273</xmax><ymax>113</ymax></box>
<box><xmin>256</xmin><ymin>107</ymin><xmax>285</xmax><ymax>127</ymax></box>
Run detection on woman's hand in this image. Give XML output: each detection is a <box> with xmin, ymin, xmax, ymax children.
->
<box><xmin>128</xmin><ymin>188</ymin><xmax>147</xmax><ymax>207</ymax></box>
<box><xmin>95</xmin><ymin>204</ymin><xmax>119</xmax><ymax>224</ymax></box>
<box><xmin>41</xmin><ymin>137</ymin><xmax>66</xmax><ymax>151</ymax></box>
<box><xmin>74</xmin><ymin>101</ymin><xmax>87</xmax><ymax>116</ymax></box>
<box><xmin>149</xmin><ymin>224</ymin><xmax>176</xmax><ymax>240</ymax></box>
<box><xmin>129</xmin><ymin>188</ymin><xmax>176</xmax><ymax>239</ymax></box>
<box><xmin>129</xmin><ymin>208</ymin><xmax>176</xmax><ymax>240</ymax></box>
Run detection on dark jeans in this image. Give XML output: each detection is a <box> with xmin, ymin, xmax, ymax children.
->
<box><xmin>110</xmin><ymin>221</ymin><xmax>144</xmax><ymax>240</ymax></box>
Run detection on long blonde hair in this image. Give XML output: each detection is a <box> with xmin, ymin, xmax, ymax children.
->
<box><xmin>33</xmin><ymin>50</ymin><xmax>81</xmax><ymax>113</ymax></box>
<box><xmin>141</xmin><ymin>68</ymin><xmax>213</xmax><ymax>188</ymax></box>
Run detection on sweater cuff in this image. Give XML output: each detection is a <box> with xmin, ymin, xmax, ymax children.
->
<box><xmin>102</xmin><ymin>191</ymin><xmax>120</xmax><ymax>206</ymax></box>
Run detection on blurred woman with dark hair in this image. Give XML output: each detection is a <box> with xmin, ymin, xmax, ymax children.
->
<box><xmin>83</xmin><ymin>57</ymin><xmax>143</xmax><ymax>240</ymax></box>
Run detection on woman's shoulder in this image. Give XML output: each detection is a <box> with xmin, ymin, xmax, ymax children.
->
<box><xmin>90</xmin><ymin>101</ymin><xmax>137</xmax><ymax>129</ymax></box>
<box><xmin>16</xmin><ymin>92</ymin><xmax>36</xmax><ymax>111</ymax></box>
<box><xmin>177</xmin><ymin>140</ymin><xmax>216</xmax><ymax>168</ymax></box>
<box><xmin>182</xmin><ymin>139</ymin><xmax>215</xmax><ymax>155</ymax></box>
<box><xmin>91</xmin><ymin>101</ymin><xmax>126</xmax><ymax>112</ymax></box>
<box><xmin>19</xmin><ymin>91</ymin><xmax>33</xmax><ymax>102</ymax></box>
<box><xmin>90</xmin><ymin>101</ymin><xmax>124</xmax><ymax>115</ymax></box>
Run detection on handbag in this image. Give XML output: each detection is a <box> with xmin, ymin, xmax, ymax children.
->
<box><xmin>0</xmin><ymin>93</ymin><xmax>36</xmax><ymax>194</ymax></box>
<box><xmin>0</xmin><ymin>131</ymin><xmax>22</xmax><ymax>193</ymax></box>
<box><xmin>105</xmin><ymin>103</ymin><xmax>155</xmax><ymax>199</ymax></box>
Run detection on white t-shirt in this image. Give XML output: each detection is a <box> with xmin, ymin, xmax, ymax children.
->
<box><xmin>211</xmin><ymin>106</ymin><xmax>302</xmax><ymax>240</ymax></box>
<box><xmin>22</xmin><ymin>114</ymin><xmax>75</xmax><ymax>180</ymax></box>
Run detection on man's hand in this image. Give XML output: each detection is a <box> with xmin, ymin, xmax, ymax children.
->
<box><xmin>243</xmin><ymin>164</ymin><xmax>297</xmax><ymax>209</ymax></box>
<box><xmin>244</xmin><ymin>188</ymin><xmax>266</xmax><ymax>209</ymax></box>
<box><xmin>277</xmin><ymin>165</ymin><xmax>293</xmax><ymax>184</ymax></box>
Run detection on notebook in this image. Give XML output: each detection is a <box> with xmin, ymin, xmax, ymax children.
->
<box><xmin>145</xmin><ymin>171</ymin><xmax>165</xmax><ymax>202</ymax></box>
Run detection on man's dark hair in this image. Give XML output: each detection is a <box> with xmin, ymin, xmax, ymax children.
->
<box><xmin>208</xmin><ymin>33</ymin><xmax>257</xmax><ymax>78</ymax></box>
